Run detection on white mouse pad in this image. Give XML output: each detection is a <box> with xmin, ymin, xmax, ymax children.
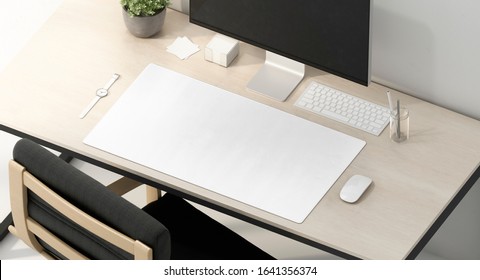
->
<box><xmin>84</xmin><ymin>64</ymin><xmax>366</xmax><ymax>223</ymax></box>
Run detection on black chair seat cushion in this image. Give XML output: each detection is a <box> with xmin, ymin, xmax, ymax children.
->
<box><xmin>13</xmin><ymin>138</ymin><xmax>170</xmax><ymax>260</ymax></box>
<box><xmin>143</xmin><ymin>193</ymin><xmax>274</xmax><ymax>260</ymax></box>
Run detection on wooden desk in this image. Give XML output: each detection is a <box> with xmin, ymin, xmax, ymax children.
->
<box><xmin>1</xmin><ymin>0</ymin><xmax>479</xmax><ymax>259</ymax></box>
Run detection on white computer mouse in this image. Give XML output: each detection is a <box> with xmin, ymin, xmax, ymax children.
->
<box><xmin>340</xmin><ymin>175</ymin><xmax>372</xmax><ymax>203</ymax></box>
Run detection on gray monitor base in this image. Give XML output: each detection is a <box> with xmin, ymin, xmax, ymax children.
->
<box><xmin>247</xmin><ymin>51</ymin><xmax>305</xmax><ymax>102</ymax></box>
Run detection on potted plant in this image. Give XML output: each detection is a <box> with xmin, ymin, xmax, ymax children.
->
<box><xmin>121</xmin><ymin>0</ymin><xmax>171</xmax><ymax>38</ymax></box>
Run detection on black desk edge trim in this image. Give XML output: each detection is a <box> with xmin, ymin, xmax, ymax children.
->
<box><xmin>2</xmin><ymin>124</ymin><xmax>478</xmax><ymax>260</ymax></box>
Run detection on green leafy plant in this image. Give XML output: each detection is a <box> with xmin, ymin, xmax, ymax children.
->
<box><xmin>121</xmin><ymin>0</ymin><xmax>171</xmax><ymax>17</ymax></box>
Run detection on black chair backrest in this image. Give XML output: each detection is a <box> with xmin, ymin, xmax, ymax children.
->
<box><xmin>12</xmin><ymin>138</ymin><xmax>171</xmax><ymax>259</ymax></box>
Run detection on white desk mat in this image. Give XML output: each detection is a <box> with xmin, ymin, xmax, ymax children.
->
<box><xmin>84</xmin><ymin>64</ymin><xmax>366</xmax><ymax>223</ymax></box>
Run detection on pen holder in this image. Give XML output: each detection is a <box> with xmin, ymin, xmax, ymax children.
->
<box><xmin>390</xmin><ymin>107</ymin><xmax>409</xmax><ymax>142</ymax></box>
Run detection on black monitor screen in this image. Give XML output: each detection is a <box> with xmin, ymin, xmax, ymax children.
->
<box><xmin>190</xmin><ymin>0</ymin><xmax>371</xmax><ymax>86</ymax></box>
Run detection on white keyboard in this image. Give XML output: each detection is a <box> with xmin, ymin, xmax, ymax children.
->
<box><xmin>294</xmin><ymin>81</ymin><xmax>390</xmax><ymax>136</ymax></box>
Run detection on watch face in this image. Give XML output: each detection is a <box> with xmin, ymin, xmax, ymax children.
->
<box><xmin>96</xmin><ymin>88</ymin><xmax>108</xmax><ymax>97</ymax></box>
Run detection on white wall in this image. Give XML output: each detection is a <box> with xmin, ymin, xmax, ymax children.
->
<box><xmin>173</xmin><ymin>0</ymin><xmax>480</xmax><ymax>259</ymax></box>
<box><xmin>170</xmin><ymin>0</ymin><xmax>189</xmax><ymax>13</ymax></box>
<box><xmin>371</xmin><ymin>0</ymin><xmax>480</xmax><ymax>121</ymax></box>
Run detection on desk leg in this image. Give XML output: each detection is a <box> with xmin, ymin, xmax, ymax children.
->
<box><xmin>0</xmin><ymin>213</ymin><xmax>12</xmax><ymax>241</ymax></box>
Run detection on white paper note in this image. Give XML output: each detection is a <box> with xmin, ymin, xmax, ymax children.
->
<box><xmin>167</xmin><ymin>36</ymin><xmax>200</xmax><ymax>60</ymax></box>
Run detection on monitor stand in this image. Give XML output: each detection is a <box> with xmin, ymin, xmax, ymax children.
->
<box><xmin>247</xmin><ymin>51</ymin><xmax>305</xmax><ymax>102</ymax></box>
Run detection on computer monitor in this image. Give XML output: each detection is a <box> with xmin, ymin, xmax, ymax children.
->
<box><xmin>189</xmin><ymin>0</ymin><xmax>372</xmax><ymax>101</ymax></box>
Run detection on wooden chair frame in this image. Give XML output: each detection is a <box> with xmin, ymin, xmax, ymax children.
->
<box><xmin>8</xmin><ymin>159</ymin><xmax>157</xmax><ymax>260</ymax></box>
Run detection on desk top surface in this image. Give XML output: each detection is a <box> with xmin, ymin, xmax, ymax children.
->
<box><xmin>1</xmin><ymin>0</ymin><xmax>480</xmax><ymax>259</ymax></box>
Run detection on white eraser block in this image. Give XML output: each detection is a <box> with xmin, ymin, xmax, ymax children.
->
<box><xmin>205</xmin><ymin>34</ymin><xmax>239</xmax><ymax>67</ymax></box>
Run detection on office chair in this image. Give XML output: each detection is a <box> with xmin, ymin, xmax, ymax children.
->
<box><xmin>8</xmin><ymin>138</ymin><xmax>274</xmax><ymax>260</ymax></box>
